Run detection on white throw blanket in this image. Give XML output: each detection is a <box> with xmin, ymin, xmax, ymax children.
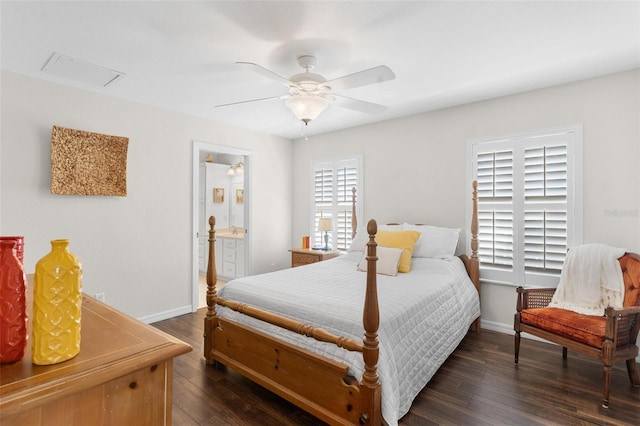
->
<box><xmin>549</xmin><ymin>244</ymin><xmax>626</xmax><ymax>316</ymax></box>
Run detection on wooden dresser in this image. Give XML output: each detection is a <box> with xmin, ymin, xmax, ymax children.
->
<box><xmin>0</xmin><ymin>287</ymin><xmax>191</xmax><ymax>425</ymax></box>
<box><xmin>289</xmin><ymin>248</ymin><xmax>339</xmax><ymax>267</ymax></box>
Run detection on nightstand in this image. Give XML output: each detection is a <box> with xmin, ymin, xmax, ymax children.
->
<box><xmin>289</xmin><ymin>248</ymin><xmax>339</xmax><ymax>268</ymax></box>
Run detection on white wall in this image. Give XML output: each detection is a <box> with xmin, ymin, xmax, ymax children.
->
<box><xmin>0</xmin><ymin>71</ymin><xmax>293</xmax><ymax>321</ymax></box>
<box><xmin>292</xmin><ymin>69</ymin><xmax>640</xmax><ymax>333</ymax></box>
<box><xmin>3</xmin><ymin>68</ymin><xmax>637</xmax><ymax>331</ymax></box>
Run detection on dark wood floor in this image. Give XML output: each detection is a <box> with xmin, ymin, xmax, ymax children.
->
<box><xmin>153</xmin><ymin>310</ymin><xmax>640</xmax><ymax>425</ymax></box>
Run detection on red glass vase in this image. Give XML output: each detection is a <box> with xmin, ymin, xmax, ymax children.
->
<box><xmin>0</xmin><ymin>239</ymin><xmax>28</xmax><ymax>363</ymax></box>
<box><xmin>0</xmin><ymin>236</ymin><xmax>24</xmax><ymax>264</ymax></box>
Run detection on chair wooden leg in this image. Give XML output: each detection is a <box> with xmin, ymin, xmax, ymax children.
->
<box><xmin>602</xmin><ymin>366</ymin><xmax>612</xmax><ymax>408</ymax></box>
<box><xmin>562</xmin><ymin>346</ymin><xmax>567</xmax><ymax>359</ymax></box>
<box><xmin>514</xmin><ymin>331</ymin><xmax>521</xmax><ymax>364</ymax></box>
<box><xmin>627</xmin><ymin>359</ymin><xmax>640</xmax><ymax>386</ymax></box>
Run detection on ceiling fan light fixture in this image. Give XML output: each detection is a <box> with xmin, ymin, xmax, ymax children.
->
<box><xmin>285</xmin><ymin>95</ymin><xmax>330</xmax><ymax>124</ymax></box>
<box><xmin>220</xmin><ymin>56</ymin><xmax>395</xmax><ymax>131</ymax></box>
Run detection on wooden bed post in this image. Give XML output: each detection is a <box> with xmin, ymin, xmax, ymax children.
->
<box><xmin>470</xmin><ymin>180</ymin><xmax>479</xmax><ymax>281</ymax></box>
<box><xmin>361</xmin><ymin>219</ymin><xmax>382</xmax><ymax>425</ymax></box>
<box><xmin>204</xmin><ymin>215</ymin><xmax>218</xmax><ymax>365</ymax></box>
<box><xmin>351</xmin><ymin>187</ymin><xmax>358</xmax><ymax>240</ymax></box>
<box><xmin>470</xmin><ymin>181</ymin><xmax>480</xmax><ymax>331</ymax></box>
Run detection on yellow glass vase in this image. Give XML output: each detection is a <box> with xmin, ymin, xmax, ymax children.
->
<box><xmin>32</xmin><ymin>239</ymin><xmax>82</xmax><ymax>365</ymax></box>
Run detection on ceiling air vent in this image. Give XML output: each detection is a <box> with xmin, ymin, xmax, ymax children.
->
<box><xmin>42</xmin><ymin>52</ymin><xmax>126</xmax><ymax>87</ymax></box>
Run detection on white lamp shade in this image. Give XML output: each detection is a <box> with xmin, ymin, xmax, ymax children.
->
<box><xmin>286</xmin><ymin>95</ymin><xmax>330</xmax><ymax>123</ymax></box>
<box><xmin>317</xmin><ymin>217</ymin><xmax>333</xmax><ymax>232</ymax></box>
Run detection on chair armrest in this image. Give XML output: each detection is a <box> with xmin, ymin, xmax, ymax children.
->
<box><xmin>605</xmin><ymin>306</ymin><xmax>640</xmax><ymax>316</ymax></box>
<box><xmin>604</xmin><ymin>306</ymin><xmax>640</xmax><ymax>347</ymax></box>
<box><xmin>516</xmin><ymin>286</ymin><xmax>557</xmax><ymax>312</ymax></box>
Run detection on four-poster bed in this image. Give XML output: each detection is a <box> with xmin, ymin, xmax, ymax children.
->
<box><xmin>203</xmin><ymin>181</ymin><xmax>480</xmax><ymax>425</ymax></box>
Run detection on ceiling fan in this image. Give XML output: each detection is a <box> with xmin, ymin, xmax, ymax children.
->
<box><xmin>216</xmin><ymin>55</ymin><xmax>396</xmax><ymax>125</ymax></box>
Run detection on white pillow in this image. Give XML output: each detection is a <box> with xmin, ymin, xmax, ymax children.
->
<box><xmin>348</xmin><ymin>227</ymin><xmax>369</xmax><ymax>252</ymax></box>
<box><xmin>379</xmin><ymin>223</ymin><xmax>404</xmax><ymax>230</ymax></box>
<box><xmin>348</xmin><ymin>223</ymin><xmax>404</xmax><ymax>252</ymax></box>
<box><xmin>403</xmin><ymin>223</ymin><xmax>460</xmax><ymax>259</ymax></box>
<box><xmin>357</xmin><ymin>246</ymin><xmax>403</xmax><ymax>276</ymax></box>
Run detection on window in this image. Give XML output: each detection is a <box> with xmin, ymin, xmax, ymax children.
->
<box><xmin>469</xmin><ymin>127</ymin><xmax>582</xmax><ymax>287</ymax></box>
<box><xmin>311</xmin><ymin>156</ymin><xmax>362</xmax><ymax>251</ymax></box>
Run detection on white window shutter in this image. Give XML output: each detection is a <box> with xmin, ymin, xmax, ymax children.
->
<box><xmin>523</xmin><ymin>143</ymin><xmax>568</xmax><ymax>274</ymax></box>
<box><xmin>477</xmin><ymin>150</ymin><xmax>514</xmax><ymax>270</ymax></box>
<box><xmin>470</xmin><ymin>127</ymin><xmax>581</xmax><ymax>287</ymax></box>
<box><xmin>311</xmin><ymin>158</ymin><xmax>361</xmax><ymax>251</ymax></box>
<box><xmin>314</xmin><ymin>168</ymin><xmax>333</xmax><ymax>207</ymax></box>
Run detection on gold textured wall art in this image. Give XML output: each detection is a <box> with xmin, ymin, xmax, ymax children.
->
<box><xmin>50</xmin><ymin>125</ymin><xmax>129</xmax><ymax>196</ymax></box>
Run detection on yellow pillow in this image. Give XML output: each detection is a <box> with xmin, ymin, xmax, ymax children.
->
<box><xmin>375</xmin><ymin>230</ymin><xmax>421</xmax><ymax>273</ymax></box>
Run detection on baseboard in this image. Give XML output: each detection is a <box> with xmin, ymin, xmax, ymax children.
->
<box><xmin>480</xmin><ymin>319</ymin><xmax>640</xmax><ymax>362</ymax></box>
<box><xmin>481</xmin><ymin>319</ymin><xmax>548</xmax><ymax>343</ymax></box>
<box><xmin>479</xmin><ymin>319</ymin><xmax>512</xmax><ymax>335</ymax></box>
<box><xmin>138</xmin><ymin>305</ymin><xmax>193</xmax><ymax>324</ymax></box>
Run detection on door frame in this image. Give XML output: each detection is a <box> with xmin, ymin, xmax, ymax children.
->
<box><xmin>192</xmin><ymin>140</ymin><xmax>252</xmax><ymax>312</ymax></box>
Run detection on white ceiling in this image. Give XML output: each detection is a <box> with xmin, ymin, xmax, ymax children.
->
<box><xmin>2</xmin><ymin>1</ymin><xmax>639</xmax><ymax>140</ymax></box>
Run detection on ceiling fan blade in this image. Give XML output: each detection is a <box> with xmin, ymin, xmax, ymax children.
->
<box><xmin>323</xmin><ymin>65</ymin><xmax>395</xmax><ymax>93</ymax></box>
<box><xmin>331</xmin><ymin>94</ymin><xmax>388</xmax><ymax>114</ymax></box>
<box><xmin>215</xmin><ymin>94</ymin><xmax>289</xmax><ymax>108</ymax></box>
<box><xmin>236</xmin><ymin>61</ymin><xmax>294</xmax><ymax>87</ymax></box>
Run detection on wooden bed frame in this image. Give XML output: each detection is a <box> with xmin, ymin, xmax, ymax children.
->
<box><xmin>203</xmin><ymin>182</ymin><xmax>480</xmax><ymax>425</ymax></box>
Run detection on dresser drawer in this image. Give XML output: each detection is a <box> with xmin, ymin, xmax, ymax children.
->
<box><xmin>290</xmin><ymin>249</ymin><xmax>338</xmax><ymax>268</ymax></box>
<box><xmin>292</xmin><ymin>252</ymin><xmax>319</xmax><ymax>267</ymax></box>
<box><xmin>224</xmin><ymin>249</ymin><xmax>236</xmax><ymax>262</ymax></box>
<box><xmin>223</xmin><ymin>261</ymin><xmax>235</xmax><ymax>277</ymax></box>
<box><xmin>217</xmin><ymin>237</ymin><xmax>244</xmax><ymax>279</ymax></box>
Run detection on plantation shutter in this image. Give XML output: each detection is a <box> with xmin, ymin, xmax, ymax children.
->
<box><xmin>523</xmin><ymin>140</ymin><xmax>568</xmax><ymax>274</ymax></box>
<box><xmin>477</xmin><ymin>150</ymin><xmax>514</xmax><ymax>269</ymax></box>
<box><xmin>314</xmin><ymin>167</ymin><xmax>333</xmax><ymax>208</ymax></box>
<box><xmin>470</xmin><ymin>127</ymin><xmax>581</xmax><ymax>287</ymax></box>
<box><xmin>335</xmin><ymin>166</ymin><xmax>358</xmax><ymax>250</ymax></box>
<box><xmin>313</xmin><ymin>167</ymin><xmax>332</xmax><ymax>247</ymax></box>
<box><xmin>311</xmin><ymin>157</ymin><xmax>361</xmax><ymax>251</ymax></box>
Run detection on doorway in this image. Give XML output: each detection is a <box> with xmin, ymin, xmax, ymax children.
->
<box><xmin>192</xmin><ymin>141</ymin><xmax>251</xmax><ymax>311</ymax></box>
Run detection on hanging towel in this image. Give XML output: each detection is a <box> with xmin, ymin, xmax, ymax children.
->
<box><xmin>548</xmin><ymin>243</ymin><xmax>626</xmax><ymax>316</ymax></box>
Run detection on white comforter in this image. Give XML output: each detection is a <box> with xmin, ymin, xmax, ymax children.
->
<box><xmin>217</xmin><ymin>252</ymin><xmax>480</xmax><ymax>425</ymax></box>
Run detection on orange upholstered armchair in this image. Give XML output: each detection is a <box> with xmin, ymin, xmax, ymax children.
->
<box><xmin>514</xmin><ymin>252</ymin><xmax>640</xmax><ymax>408</ymax></box>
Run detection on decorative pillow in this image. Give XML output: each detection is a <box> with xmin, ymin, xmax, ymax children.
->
<box><xmin>348</xmin><ymin>223</ymin><xmax>404</xmax><ymax>252</ymax></box>
<box><xmin>348</xmin><ymin>227</ymin><xmax>369</xmax><ymax>252</ymax></box>
<box><xmin>357</xmin><ymin>246</ymin><xmax>403</xmax><ymax>276</ymax></box>
<box><xmin>403</xmin><ymin>223</ymin><xmax>461</xmax><ymax>259</ymax></box>
<box><xmin>375</xmin><ymin>230</ymin><xmax>421</xmax><ymax>273</ymax></box>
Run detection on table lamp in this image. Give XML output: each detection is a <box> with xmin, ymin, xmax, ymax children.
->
<box><xmin>317</xmin><ymin>218</ymin><xmax>333</xmax><ymax>251</ymax></box>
